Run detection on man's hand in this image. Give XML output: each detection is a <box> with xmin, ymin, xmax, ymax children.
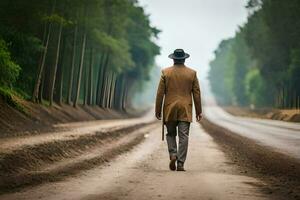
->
<box><xmin>196</xmin><ymin>113</ymin><xmax>203</xmax><ymax>122</ymax></box>
<box><xmin>156</xmin><ymin>113</ymin><xmax>162</xmax><ymax>120</ymax></box>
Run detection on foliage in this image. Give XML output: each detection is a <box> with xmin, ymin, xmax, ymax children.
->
<box><xmin>0</xmin><ymin>39</ymin><xmax>21</xmax><ymax>87</ymax></box>
<box><xmin>209</xmin><ymin>39</ymin><xmax>234</xmax><ymax>105</ymax></box>
<box><xmin>245</xmin><ymin>68</ymin><xmax>268</xmax><ymax>106</ymax></box>
<box><xmin>0</xmin><ymin>0</ymin><xmax>160</xmax><ymax>109</ymax></box>
<box><xmin>209</xmin><ymin>0</ymin><xmax>300</xmax><ymax>109</ymax></box>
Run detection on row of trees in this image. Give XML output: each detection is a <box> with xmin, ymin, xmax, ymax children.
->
<box><xmin>209</xmin><ymin>0</ymin><xmax>300</xmax><ymax>109</ymax></box>
<box><xmin>0</xmin><ymin>0</ymin><xmax>160</xmax><ymax>110</ymax></box>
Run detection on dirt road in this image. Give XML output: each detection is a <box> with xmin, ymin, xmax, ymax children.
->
<box><xmin>204</xmin><ymin>102</ymin><xmax>300</xmax><ymax>159</ymax></box>
<box><xmin>0</xmin><ymin>123</ymin><xmax>277</xmax><ymax>200</ymax></box>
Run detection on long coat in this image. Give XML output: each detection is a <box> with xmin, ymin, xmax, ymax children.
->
<box><xmin>155</xmin><ymin>64</ymin><xmax>202</xmax><ymax>123</ymax></box>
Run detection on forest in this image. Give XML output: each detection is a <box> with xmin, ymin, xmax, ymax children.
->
<box><xmin>209</xmin><ymin>0</ymin><xmax>300</xmax><ymax>109</ymax></box>
<box><xmin>0</xmin><ymin>0</ymin><xmax>160</xmax><ymax>110</ymax></box>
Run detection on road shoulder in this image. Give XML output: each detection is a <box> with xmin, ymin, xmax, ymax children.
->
<box><xmin>201</xmin><ymin>118</ymin><xmax>300</xmax><ymax>200</ymax></box>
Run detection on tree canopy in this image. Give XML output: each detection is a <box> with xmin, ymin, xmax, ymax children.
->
<box><xmin>209</xmin><ymin>0</ymin><xmax>300</xmax><ymax>109</ymax></box>
<box><xmin>0</xmin><ymin>0</ymin><xmax>160</xmax><ymax>109</ymax></box>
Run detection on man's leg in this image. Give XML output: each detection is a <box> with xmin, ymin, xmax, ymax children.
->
<box><xmin>177</xmin><ymin>121</ymin><xmax>190</xmax><ymax>170</ymax></box>
<box><xmin>165</xmin><ymin>121</ymin><xmax>178</xmax><ymax>158</ymax></box>
<box><xmin>165</xmin><ymin>121</ymin><xmax>178</xmax><ymax>171</ymax></box>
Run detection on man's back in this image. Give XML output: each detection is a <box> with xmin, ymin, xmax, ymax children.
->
<box><xmin>155</xmin><ymin>64</ymin><xmax>202</xmax><ymax>122</ymax></box>
<box><xmin>163</xmin><ymin>65</ymin><xmax>196</xmax><ymax>97</ymax></box>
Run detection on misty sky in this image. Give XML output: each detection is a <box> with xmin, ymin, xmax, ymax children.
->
<box><xmin>138</xmin><ymin>0</ymin><xmax>249</xmax><ymax>80</ymax></box>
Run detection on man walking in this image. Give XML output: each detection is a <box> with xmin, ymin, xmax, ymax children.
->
<box><xmin>155</xmin><ymin>49</ymin><xmax>202</xmax><ymax>171</ymax></box>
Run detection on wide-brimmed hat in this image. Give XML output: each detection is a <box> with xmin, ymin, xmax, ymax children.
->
<box><xmin>168</xmin><ymin>49</ymin><xmax>190</xmax><ymax>59</ymax></box>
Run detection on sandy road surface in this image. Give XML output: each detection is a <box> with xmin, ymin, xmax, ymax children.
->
<box><xmin>204</xmin><ymin>105</ymin><xmax>300</xmax><ymax>159</ymax></box>
<box><xmin>0</xmin><ymin>123</ymin><xmax>276</xmax><ymax>200</ymax></box>
<box><xmin>0</xmin><ymin>110</ymin><xmax>154</xmax><ymax>153</ymax></box>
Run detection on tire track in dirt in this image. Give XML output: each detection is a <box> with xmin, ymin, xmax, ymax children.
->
<box><xmin>0</xmin><ymin>121</ymin><xmax>158</xmax><ymax>194</ymax></box>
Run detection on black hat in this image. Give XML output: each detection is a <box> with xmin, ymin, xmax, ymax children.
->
<box><xmin>168</xmin><ymin>49</ymin><xmax>190</xmax><ymax>59</ymax></box>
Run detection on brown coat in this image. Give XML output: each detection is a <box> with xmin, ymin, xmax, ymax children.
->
<box><xmin>155</xmin><ymin>64</ymin><xmax>202</xmax><ymax>122</ymax></box>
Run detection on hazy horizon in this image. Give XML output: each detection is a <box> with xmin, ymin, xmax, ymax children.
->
<box><xmin>139</xmin><ymin>0</ymin><xmax>249</xmax><ymax>80</ymax></box>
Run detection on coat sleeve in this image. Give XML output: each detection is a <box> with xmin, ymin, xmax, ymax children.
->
<box><xmin>155</xmin><ymin>71</ymin><xmax>166</xmax><ymax>116</ymax></box>
<box><xmin>192</xmin><ymin>72</ymin><xmax>202</xmax><ymax>115</ymax></box>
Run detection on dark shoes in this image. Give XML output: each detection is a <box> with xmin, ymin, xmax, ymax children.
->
<box><xmin>169</xmin><ymin>157</ymin><xmax>185</xmax><ymax>171</ymax></box>
<box><xmin>169</xmin><ymin>156</ymin><xmax>177</xmax><ymax>171</ymax></box>
<box><xmin>176</xmin><ymin>165</ymin><xmax>185</xmax><ymax>171</ymax></box>
<box><xmin>177</xmin><ymin>161</ymin><xmax>185</xmax><ymax>171</ymax></box>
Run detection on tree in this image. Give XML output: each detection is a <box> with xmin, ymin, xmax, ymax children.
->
<box><xmin>0</xmin><ymin>39</ymin><xmax>20</xmax><ymax>87</ymax></box>
<box><xmin>210</xmin><ymin>0</ymin><xmax>300</xmax><ymax>109</ymax></box>
<box><xmin>0</xmin><ymin>0</ymin><xmax>160</xmax><ymax>110</ymax></box>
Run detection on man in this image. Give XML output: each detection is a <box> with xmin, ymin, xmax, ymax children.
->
<box><xmin>155</xmin><ymin>49</ymin><xmax>202</xmax><ymax>171</ymax></box>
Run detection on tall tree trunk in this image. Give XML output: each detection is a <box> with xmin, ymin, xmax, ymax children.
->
<box><xmin>122</xmin><ymin>84</ymin><xmax>128</xmax><ymax>111</ymax></box>
<box><xmin>99</xmin><ymin>53</ymin><xmax>110</xmax><ymax>107</ymax></box>
<box><xmin>36</xmin><ymin>21</ymin><xmax>47</xmax><ymax>96</ymax></box>
<box><xmin>58</xmin><ymin>73</ymin><xmax>64</xmax><ymax>105</ymax></box>
<box><xmin>32</xmin><ymin>22</ymin><xmax>51</xmax><ymax>102</ymax></box>
<box><xmin>120</xmin><ymin>75</ymin><xmax>127</xmax><ymax>110</ymax></box>
<box><xmin>38</xmin><ymin>70</ymin><xmax>45</xmax><ymax>103</ymax></box>
<box><xmin>49</xmin><ymin>20</ymin><xmax>63</xmax><ymax>106</ymax></box>
<box><xmin>107</xmin><ymin>72</ymin><xmax>114</xmax><ymax>108</ymax></box>
<box><xmin>95</xmin><ymin>53</ymin><xmax>105</xmax><ymax>105</ymax></box>
<box><xmin>88</xmin><ymin>47</ymin><xmax>94</xmax><ymax>105</ymax></box>
<box><xmin>105</xmin><ymin>72</ymin><xmax>111</xmax><ymax>108</ymax></box>
<box><xmin>109</xmin><ymin>73</ymin><xmax>116</xmax><ymax>109</ymax></box>
<box><xmin>55</xmin><ymin>33</ymin><xmax>67</xmax><ymax>105</ymax></box>
<box><xmin>114</xmin><ymin>75</ymin><xmax>123</xmax><ymax>110</ymax></box>
<box><xmin>109</xmin><ymin>73</ymin><xmax>114</xmax><ymax>108</ymax></box>
<box><xmin>105</xmin><ymin>73</ymin><xmax>111</xmax><ymax>108</ymax></box>
<box><xmin>73</xmin><ymin>30</ymin><xmax>87</xmax><ymax>107</ymax></box>
<box><xmin>67</xmin><ymin>24</ymin><xmax>78</xmax><ymax>105</ymax></box>
<box><xmin>83</xmin><ymin>64</ymin><xmax>88</xmax><ymax>106</ymax></box>
<box><xmin>113</xmin><ymin>75</ymin><xmax>119</xmax><ymax>109</ymax></box>
<box><xmin>102</xmin><ymin>72</ymin><xmax>109</xmax><ymax>108</ymax></box>
<box><xmin>123</xmin><ymin>78</ymin><xmax>134</xmax><ymax>110</ymax></box>
<box><xmin>32</xmin><ymin>0</ymin><xmax>56</xmax><ymax>102</ymax></box>
<box><xmin>113</xmin><ymin>74</ymin><xmax>118</xmax><ymax>109</ymax></box>
<box><xmin>117</xmin><ymin>75</ymin><xmax>124</xmax><ymax>110</ymax></box>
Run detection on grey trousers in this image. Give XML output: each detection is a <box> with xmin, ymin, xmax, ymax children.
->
<box><xmin>165</xmin><ymin>121</ymin><xmax>190</xmax><ymax>164</ymax></box>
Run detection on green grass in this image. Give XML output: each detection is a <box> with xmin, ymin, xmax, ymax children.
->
<box><xmin>13</xmin><ymin>87</ymin><xmax>31</xmax><ymax>100</ymax></box>
<box><xmin>0</xmin><ymin>86</ymin><xmax>27</xmax><ymax>114</ymax></box>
